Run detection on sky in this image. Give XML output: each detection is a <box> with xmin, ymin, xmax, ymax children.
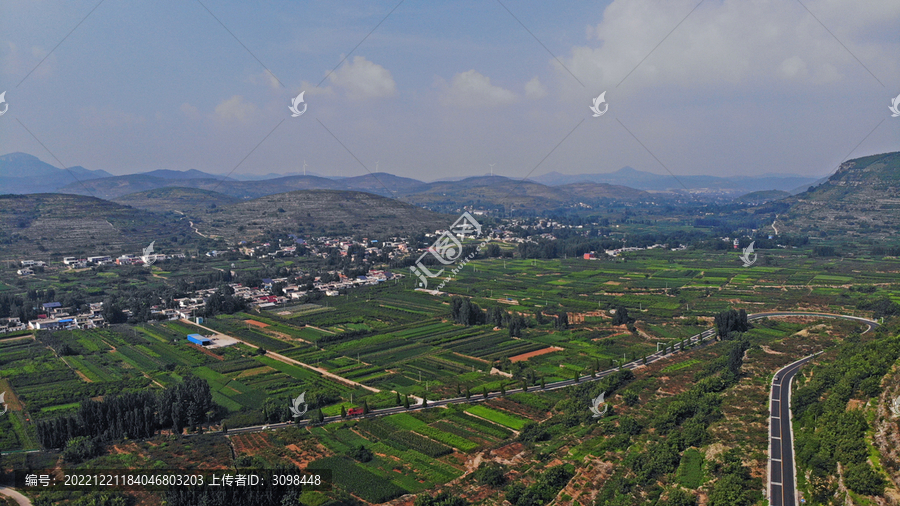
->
<box><xmin>1</xmin><ymin>0</ymin><xmax>899</xmax><ymax>182</ymax></box>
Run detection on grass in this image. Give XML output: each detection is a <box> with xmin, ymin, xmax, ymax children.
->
<box><xmin>661</xmin><ymin>359</ymin><xmax>701</xmax><ymax>373</ymax></box>
<box><xmin>675</xmin><ymin>447</ymin><xmax>704</xmax><ymax>488</ymax></box>
<box><xmin>464</xmin><ymin>404</ymin><xmax>528</xmax><ymax>430</ymax></box>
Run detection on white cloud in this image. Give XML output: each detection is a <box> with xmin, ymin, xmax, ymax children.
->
<box><xmin>561</xmin><ymin>0</ymin><xmax>900</xmax><ymax>93</ymax></box>
<box><xmin>439</xmin><ymin>70</ymin><xmax>517</xmax><ymax>108</ymax></box>
<box><xmin>328</xmin><ymin>56</ymin><xmax>396</xmax><ymax>100</ymax></box>
<box><xmin>524</xmin><ymin>77</ymin><xmax>547</xmax><ymax>99</ymax></box>
<box><xmin>214</xmin><ymin>95</ymin><xmax>256</xmax><ymax>121</ymax></box>
<box><xmin>248</xmin><ymin>70</ymin><xmax>281</xmax><ymax>90</ymax></box>
<box><xmin>298</xmin><ymin>81</ymin><xmax>335</xmax><ymax>97</ymax></box>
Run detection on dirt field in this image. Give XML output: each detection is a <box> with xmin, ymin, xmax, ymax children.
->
<box><xmin>244</xmin><ymin>319</ymin><xmax>269</xmax><ymax>328</ymax></box>
<box><xmin>510</xmin><ymin>346</ymin><xmax>564</xmax><ymax>363</ymax></box>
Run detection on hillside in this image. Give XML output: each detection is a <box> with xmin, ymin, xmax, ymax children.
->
<box><xmin>776</xmin><ymin>151</ymin><xmax>900</xmax><ymax>238</ymax></box>
<box><xmin>533</xmin><ymin>166</ymin><xmax>820</xmax><ymax>193</ymax></box>
<box><xmin>0</xmin><ymin>194</ymin><xmax>196</xmax><ymax>260</ymax></box>
<box><xmin>732</xmin><ymin>189</ymin><xmax>789</xmax><ymax>205</ymax></box>
<box><xmin>195</xmin><ymin>190</ymin><xmax>452</xmax><ymax>239</ymax></box>
<box><xmin>113</xmin><ymin>187</ymin><xmax>239</xmax><ymax>213</ymax></box>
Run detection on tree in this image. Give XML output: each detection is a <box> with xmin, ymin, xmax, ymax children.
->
<box><xmin>362</xmin><ymin>400</ymin><xmax>370</xmax><ymax>415</ymax></box>
<box><xmin>611</xmin><ymin>305</ymin><xmax>632</xmax><ymax>325</ymax></box>
<box><xmin>414</xmin><ymin>491</ymin><xmax>468</xmax><ymax>506</ymax></box>
<box><xmin>844</xmin><ymin>462</ymin><xmax>885</xmax><ymax>496</ymax></box>
<box><xmin>666</xmin><ymin>489</ymin><xmax>698</xmax><ymax>506</ymax></box>
<box><xmin>554</xmin><ymin>311</ymin><xmax>569</xmax><ymax>330</ymax></box>
<box><xmin>540</xmin><ymin>376</ymin><xmax>546</xmax><ymax>389</ymax></box>
<box><xmin>349</xmin><ymin>444</ymin><xmax>374</xmax><ymax>463</ymax></box>
<box><xmin>465</xmin><ymin>385</ymin><xmax>471</xmax><ymax>400</ymax></box>
<box><xmin>340</xmin><ymin>406</ymin><xmax>347</xmax><ymax>418</ymax></box>
<box><xmin>221</xmin><ymin>422</ymin><xmax>228</xmax><ymax>435</ymax></box>
<box><xmin>395</xmin><ymin>392</ymin><xmax>402</xmax><ymax>406</ymax></box>
<box><xmin>500</xmin><ymin>382</ymin><xmax>506</xmax><ymax>395</ymax></box>
<box><xmin>404</xmin><ymin>395</ymin><xmax>410</xmax><ymax>410</ymax></box>
<box><xmin>483</xmin><ymin>387</ymin><xmax>488</xmax><ymax>398</ymax></box>
<box><xmin>473</xmin><ymin>463</ymin><xmax>507</xmax><ymax>487</ymax></box>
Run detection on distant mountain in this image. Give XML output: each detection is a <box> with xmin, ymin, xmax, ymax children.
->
<box><xmin>140</xmin><ymin>169</ymin><xmax>235</xmax><ymax>181</ymax></box>
<box><xmin>777</xmin><ymin>151</ymin><xmax>900</xmax><ymax>238</ymax></box>
<box><xmin>0</xmin><ymin>152</ymin><xmax>113</xmax><ymax>194</ymax></box>
<box><xmin>230</xmin><ymin>171</ymin><xmax>328</xmax><ymax>181</ymax></box>
<box><xmin>533</xmin><ymin>166</ymin><xmax>820</xmax><ymax>194</ymax></box>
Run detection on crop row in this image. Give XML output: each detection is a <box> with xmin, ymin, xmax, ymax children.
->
<box><xmin>311</xmin><ymin>456</ymin><xmax>407</xmax><ymax>504</ymax></box>
<box><xmin>358</xmin><ymin>418</ymin><xmax>452</xmax><ymax>458</ymax></box>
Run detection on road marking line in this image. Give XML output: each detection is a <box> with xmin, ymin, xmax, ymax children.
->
<box><xmin>772</xmin><ymin>458</ymin><xmax>781</xmax><ymax>462</ymax></box>
<box><xmin>772</xmin><ymin>436</ymin><xmax>781</xmax><ymax>440</ymax></box>
<box><xmin>771</xmin><ymin>481</ymin><xmax>782</xmax><ymax>486</ymax></box>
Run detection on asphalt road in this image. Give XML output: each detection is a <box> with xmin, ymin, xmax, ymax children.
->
<box><xmin>764</xmin><ymin>312</ymin><xmax>878</xmax><ymax>506</ymax></box>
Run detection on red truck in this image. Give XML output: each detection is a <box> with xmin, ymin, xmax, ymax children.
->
<box><xmin>347</xmin><ymin>407</ymin><xmax>364</xmax><ymax>416</ymax></box>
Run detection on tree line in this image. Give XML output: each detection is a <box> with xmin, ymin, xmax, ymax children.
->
<box><xmin>36</xmin><ymin>376</ymin><xmax>213</xmax><ymax>453</ymax></box>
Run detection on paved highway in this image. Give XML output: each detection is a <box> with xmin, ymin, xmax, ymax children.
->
<box><xmin>763</xmin><ymin>313</ymin><xmax>878</xmax><ymax>506</ymax></box>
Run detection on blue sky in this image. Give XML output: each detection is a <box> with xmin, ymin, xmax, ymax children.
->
<box><xmin>1</xmin><ymin>0</ymin><xmax>899</xmax><ymax>182</ymax></box>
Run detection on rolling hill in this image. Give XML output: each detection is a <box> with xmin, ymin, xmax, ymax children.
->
<box><xmin>775</xmin><ymin>151</ymin><xmax>900</xmax><ymax>238</ymax></box>
<box><xmin>533</xmin><ymin>166</ymin><xmax>821</xmax><ymax>193</ymax></box>
<box><xmin>0</xmin><ymin>193</ymin><xmax>197</xmax><ymax>260</ymax></box>
<box><xmin>113</xmin><ymin>187</ymin><xmax>240</xmax><ymax>213</ymax></box>
<box><xmin>194</xmin><ymin>189</ymin><xmax>453</xmax><ymax>240</ymax></box>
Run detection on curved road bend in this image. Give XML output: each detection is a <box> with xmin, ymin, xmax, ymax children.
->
<box><xmin>763</xmin><ymin>313</ymin><xmax>878</xmax><ymax>506</ymax></box>
<box><xmin>0</xmin><ymin>486</ymin><xmax>33</xmax><ymax>506</ymax></box>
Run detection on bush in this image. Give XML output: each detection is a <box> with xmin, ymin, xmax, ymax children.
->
<box><xmin>844</xmin><ymin>462</ymin><xmax>885</xmax><ymax>496</ymax></box>
<box><xmin>473</xmin><ymin>463</ymin><xmax>507</xmax><ymax>487</ymax></box>
<box><xmin>349</xmin><ymin>444</ymin><xmax>373</xmax><ymax>463</ymax></box>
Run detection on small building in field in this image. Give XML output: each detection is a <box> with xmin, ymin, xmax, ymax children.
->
<box><xmin>187</xmin><ymin>334</ymin><xmax>212</xmax><ymax>346</ymax></box>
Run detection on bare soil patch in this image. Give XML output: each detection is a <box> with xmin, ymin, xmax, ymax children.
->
<box><xmin>510</xmin><ymin>346</ymin><xmax>564</xmax><ymax>363</ymax></box>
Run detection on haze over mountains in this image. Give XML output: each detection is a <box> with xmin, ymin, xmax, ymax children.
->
<box><xmin>1</xmin><ymin>152</ymin><xmax>823</xmax><ymax>204</ymax></box>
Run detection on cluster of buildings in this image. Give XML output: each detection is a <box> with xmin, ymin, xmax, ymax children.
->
<box><xmin>16</xmin><ymin>260</ymin><xmax>47</xmax><ymax>276</ymax></box>
<box><xmin>25</xmin><ymin>302</ymin><xmax>106</xmax><ymax>331</ymax></box>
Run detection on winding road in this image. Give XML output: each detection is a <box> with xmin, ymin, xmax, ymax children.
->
<box><xmin>761</xmin><ymin>313</ymin><xmax>878</xmax><ymax>506</ymax></box>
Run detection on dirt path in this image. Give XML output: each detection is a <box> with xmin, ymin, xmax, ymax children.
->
<box><xmin>0</xmin><ymin>487</ymin><xmax>33</xmax><ymax>506</ymax></box>
<box><xmin>181</xmin><ymin>320</ymin><xmax>380</xmax><ymax>393</ymax></box>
